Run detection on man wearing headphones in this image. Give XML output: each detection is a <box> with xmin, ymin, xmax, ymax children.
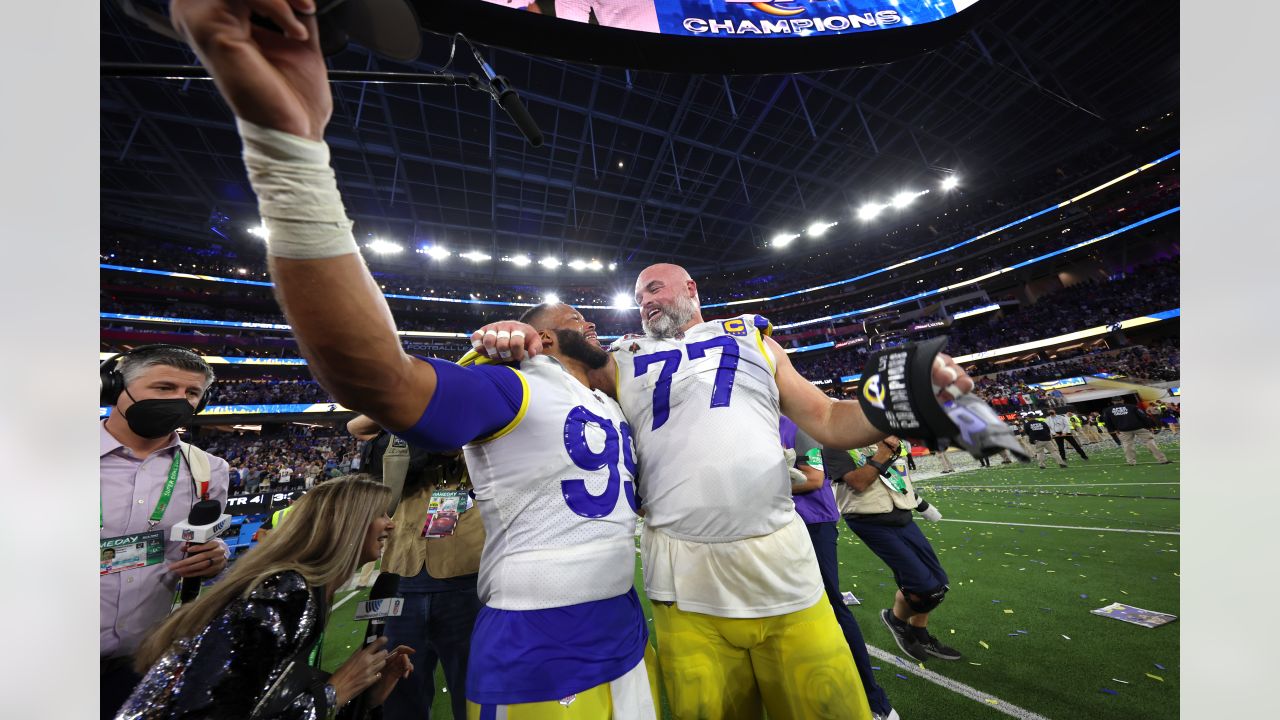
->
<box><xmin>100</xmin><ymin>345</ymin><xmax>230</xmax><ymax>719</ymax></box>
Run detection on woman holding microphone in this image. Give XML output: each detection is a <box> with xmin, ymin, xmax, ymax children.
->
<box><xmin>117</xmin><ymin>476</ymin><xmax>413</xmax><ymax>719</ymax></box>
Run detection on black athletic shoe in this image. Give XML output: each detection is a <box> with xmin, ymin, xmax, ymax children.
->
<box><xmin>915</xmin><ymin>632</ymin><xmax>963</xmax><ymax>661</ymax></box>
<box><xmin>880</xmin><ymin>609</ymin><xmax>928</xmax><ymax>661</ymax></box>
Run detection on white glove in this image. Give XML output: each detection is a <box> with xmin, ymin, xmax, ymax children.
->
<box><xmin>783</xmin><ymin>448</ymin><xmax>797</xmax><ymax>466</ymax></box>
<box><xmin>918</xmin><ymin>502</ymin><xmax>943</xmax><ymax>522</ymax></box>
<box><xmin>789</xmin><ymin>467</ymin><xmax>809</xmax><ymax>486</ymax></box>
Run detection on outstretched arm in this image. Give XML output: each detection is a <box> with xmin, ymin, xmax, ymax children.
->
<box><xmin>767</xmin><ymin>335</ymin><xmax>974</xmax><ymax>451</ymax></box>
<box><xmin>171</xmin><ymin>0</ymin><xmax>435</xmax><ymax>431</ymax></box>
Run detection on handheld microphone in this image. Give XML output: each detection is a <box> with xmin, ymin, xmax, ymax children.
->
<box><xmin>471</xmin><ymin>46</ymin><xmax>544</xmax><ymax>147</ymax></box>
<box><xmin>349</xmin><ymin>573</ymin><xmax>402</xmax><ymax>718</ymax></box>
<box><xmin>175</xmin><ymin>499</ymin><xmax>228</xmax><ymax>604</ymax></box>
<box><xmin>354</xmin><ymin>573</ymin><xmax>403</xmax><ymax>641</ymax></box>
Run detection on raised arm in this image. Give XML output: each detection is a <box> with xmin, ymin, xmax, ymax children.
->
<box><xmin>171</xmin><ymin>0</ymin><xmax>435</xmax><ymax>431</ymax></box>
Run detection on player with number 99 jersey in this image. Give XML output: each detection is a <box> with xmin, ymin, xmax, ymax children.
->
<box><xmin>399</xmin><ymin>349</ymin><xmax>656</xmax><ymax>717</ymax></box>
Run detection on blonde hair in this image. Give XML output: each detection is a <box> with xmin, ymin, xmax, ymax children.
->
<box><xmin>135</xmin><ymin>475</ymin><xmax>390</xmax><ymax>672</ymax></box>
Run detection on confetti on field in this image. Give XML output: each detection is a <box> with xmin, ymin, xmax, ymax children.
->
<box><xmin>985</xmin><ymin>699</ymin><xmax>999</xmax><ymax>705</ymax></box>
<box><xmin>1146</xmin><ymin>673</ymin><xmax>1164</xmax><ymax>682</ymax></box>
<box><xmin>969</xmin><ymin>662</ymin><xmax>982</xmax><ymax>666</ymax></box>
<box><xmin>1113</xmin><ymin>678</ymin><xmax>1130</xmax><ymax>684</ymax></box>
<box><xmin>872</xmin><ymin>666</ymin><xmax>881</xmax><ymax>671</ymax></box>
<box><xmin>950</xmin><ymin>629</ymin><xmax>955</xmax><ymax>634</ymax></box>
<box><xmin>1154</xmin><ymin>663</ymin><xmax>1165</xmax><ymax>670</ymax></box>
<box><xmin>1003</xmin><ymin>609</ymin><xmax>1014</xmax><ymax>614</ymax></box>
<box><xmin>1101</xmin><ymin>688</ymin><xmax>1118</xmax><ymax>696</ymax></box>
<box><xmin>979</xmin><ymin>640</ymin><xmax>990</xmax><ymax>649</ymax></box>
<box><xmin>1062</xmin><ymin>635</ymin><xmax>1071</xmax><ymax>640</ymax></box>
<box><xmin>895</xmin><ymin>674</ymin><xmax>909</xmax><ymax>680</ymax></box>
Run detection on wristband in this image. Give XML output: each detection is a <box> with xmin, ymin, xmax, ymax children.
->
<box><xmin>865</xmin><ymin>457</ymin><xmax>892</xmax><ymax>477</ymax></box>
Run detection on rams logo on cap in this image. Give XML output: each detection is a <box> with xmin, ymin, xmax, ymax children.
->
<box><xmin>722</xmin><ymin>318</ymin><xmax>749</xmax><ymax>336</ymax></box>
<box><xmin>862</xmin><ymin>374</ymin><xmax>886</xmax><ymax>410</ymax></box>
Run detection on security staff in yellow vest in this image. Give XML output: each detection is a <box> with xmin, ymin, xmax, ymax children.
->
<box><xmin>348</xmin><ymin>415</ymin><xmax>484</xmax><ymax>720</ymax></box>
<box><xmin>822</xmin><ymin>437</ymin><xmax>962</xmax><ymax>664</ymax></box>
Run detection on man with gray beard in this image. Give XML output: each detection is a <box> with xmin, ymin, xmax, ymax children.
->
<box><xmin>473</xmin><ymin>263</ymin><xmax>975</xmax><ymax>719</ymax></box>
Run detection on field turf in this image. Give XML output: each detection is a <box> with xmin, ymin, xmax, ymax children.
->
<box><xmin>322</xmin><ymin>439</ymin><xmax>1180</xmax><ymax>719</ymax></box>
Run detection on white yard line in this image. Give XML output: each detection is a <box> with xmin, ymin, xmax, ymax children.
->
<box><xmin>937</xmin><ymin>518</ymin><xmax>1179</xmax><ymax>535</ymax></box>
<box><xmin>865</xmin><ymin>644</ymin><xmax>1053</xmax><ymax>720</ymax></box>
<box><xmin>331</xmin><ymin>589</ymin><xmax>361</xmax><ymax>611</ymax></box>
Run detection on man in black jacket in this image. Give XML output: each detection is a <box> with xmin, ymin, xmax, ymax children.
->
<box><xmin>1022</xmin><ymin>415</ymin><xmax>1066</xmax><ymax>469</ymax></box>
<box><xmin>1102</xmin><ymin>397</ymin><xmax>1171</xmax><ymax>466</ymax></box>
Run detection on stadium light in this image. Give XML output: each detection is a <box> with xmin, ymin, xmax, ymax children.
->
<box><xmin>367</xmin><ymin>239</ymin><xmax>404</xmax><ymax>254</ymax></box>
<box><xmin>613</xmin><ymin>293</ymin><xmax>634</xmax><ymax>309</ymax></box>
<box><xmin>587</xmin><ymin>259</ymin><xmax>604</xmax><ymax>271</ymax></box>
<box><xmin>504</xmin><ymin>254</ymin><xmax>531</xmax><ymax>267</ymax></box>
<box><xmin>858</xmin><ymin>203</ymin><xmax>884</xmax><ymax>221</ymax></box>
<box><xmin>941</xmin><ymin>176</ymin><xmax>960</xmax><ymax>190</ymax></box>
<box><xmin>248</xmin><ymin>224</ymin><xmax>269</xmax><ymax>241</ymax></box>
<box><xmin>807</xmin><ymin>221</ymin><xmax>838</xmax><ymax>237</ymax></box>
<box><xmin>891</xmin><ymin>192</ymin><xmax>917</xmax><ymax>209</ymax></box>
<box><xmin>772</xmin><ymin>232</ymin><xmax>801</xmax><ymax>248</ymax></box>
<box><xmin>568</xmin><ymin>259</ymin><xmax>587</xmax><ymax>270</ymax></box>
<box><xmin>608</xmin><ymin>262</ymin><xmax>617</xmax><ymax>271</ymax></box>
<box><xmin>460</xmin><ymin>251</ymin><xmax>492</xmax><ymax>262</ymax></box>
<box><xmin>540</xmin><ymin>257</ymin><xmax>562</xmax><ymax>269</ymax></box>
<box><xmin>544</xmin><ymin>292</ymin><xmax>560</xmax><ymax>304</ymax></box>
<box><xmin>417</xmin><ymin>245</ymin><xmax>450</xmax><ymax>260</ymax></box>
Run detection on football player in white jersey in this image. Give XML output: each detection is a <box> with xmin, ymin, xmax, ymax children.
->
<box><xmin>168</xmin><ymin>6</ymin><xmax>656</xmax><ymax>717</ymax></box>
<box><xmin>473</xmin><ymin>263</ymin><xmax>975</xmax><ymax>719</ymax></box>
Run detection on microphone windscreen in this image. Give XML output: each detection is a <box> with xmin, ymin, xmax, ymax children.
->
<box><xmin>497</xmin><ymin>89</ymin><xmax>544</xmax><ymax>148</ymax></box>
<box><xmin>368</xmin><ymin>572</ymin><xmax>400</xmax><ymax>601</ymax></box>
<box><xmin>188</xmin><ymin>499</ymin><xmax>223</xmax><ymax>525</ymax></box>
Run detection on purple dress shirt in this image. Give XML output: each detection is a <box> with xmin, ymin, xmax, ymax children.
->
<box><xmin>100</xmin><ymin>421</ymin><xmax>229</xmax><ymax>658</ymax></box>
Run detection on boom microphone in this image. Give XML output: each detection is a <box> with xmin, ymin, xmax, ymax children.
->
<box><xmin>174</xmin><ymin>499</ymin><xmax>229</xmax><ymax>604</ymax></box>
<box><xmin>471</xmin><ymin>46</ymin><xmax>544</xmax><ymax>147</ymax></box>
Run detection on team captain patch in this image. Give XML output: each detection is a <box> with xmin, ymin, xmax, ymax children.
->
<box><xmin>721</xmin><ymin>318</ymin><xmax>748</xmax><ymax>336</ymax></box>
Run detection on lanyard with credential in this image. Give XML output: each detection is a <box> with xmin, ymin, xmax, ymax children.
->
<box><xmin>100</xmin><ymin>452</ymin><xmax>183</xmax><ymax>531</ymax></box>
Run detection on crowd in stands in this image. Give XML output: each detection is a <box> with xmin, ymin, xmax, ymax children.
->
<box><xmin>791</xmin><ymin>257</ymin><xmax>1179</xmax><ymax>378</ymax></box>
<box><xmin>196</xmin><ymin>425</ymin><xmax>359</xmax><ymax>497</ymax></box>
<box><xmin>203</xmin><ymin>379</ymin><xmax>332</xmax><ymax>406</ymax></box>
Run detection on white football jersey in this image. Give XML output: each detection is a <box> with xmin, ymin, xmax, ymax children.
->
<box><xmin>463</xmin><ymin>355</ymin><xmax>638</xmax><ymax>610</ymax></box>
<box><xmin>611</xmin><ymin>314</ymin><xmax>793</xmax><ymax>541</ymax></box>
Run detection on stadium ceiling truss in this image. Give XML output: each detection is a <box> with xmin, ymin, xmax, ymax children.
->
<box><xmin>100</xmin><ymin>0</ymin><xmax>1177</xmax><ymax>275</ymax></box>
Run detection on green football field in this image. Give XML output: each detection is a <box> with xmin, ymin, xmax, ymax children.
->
<box><xmin>322</xmin><ymin>440</ymin><xmax>1180</xmax><ymax>719</ymax></box>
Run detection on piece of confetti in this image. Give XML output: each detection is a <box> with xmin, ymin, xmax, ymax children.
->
<box><xmin>1062</xmin><ymin>635</ymin><xmax>1071</xmax><ymax>640</ymax></box>
<box><xmin>1154</xmin><ymin>663</ymin><xmax>1165</xmax><ymax>670</ymax></box>
<box><xmin>1146</xmin><ymin>673</ymin><xmax>1164</xmax><ymax>682</ymax></box>
<box><xmin>1003</xmin><ymin>609</ymin><xmax>1014</xmax><ymax>614</ymax></box>
<box><xmin>895</xmin><ymin>674</ymin><xmax>909</xmax><ymax>680</ymax></box>
<box><xmin>969</xmin><ymin>662</ymin><xmax>982</xmax><ymax>666</ymax></box>
<box><xmin>979</xmin><ymin>640</ymin><xmax>990</xmax><ymax>649</ymax></box>
<box><xmin>1112</xmin><ymin>678</ymin><xmax>1130</xmax><ymax>684</ymax></box>
<box><xmin>1100</xmin><ymin>688</ymin><xmax>1118</xmax><ymax>695</ymax></box>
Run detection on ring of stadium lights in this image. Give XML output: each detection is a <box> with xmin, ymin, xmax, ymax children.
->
<box><xmin>101</xmin><ymin>203</ymin><xmax>1176</xmax><ymax>348</ymax></box>
<box><xmin>101</xmin><ymin>152</ymin><xmax>1177</xmax><ymax>316</ymax></box>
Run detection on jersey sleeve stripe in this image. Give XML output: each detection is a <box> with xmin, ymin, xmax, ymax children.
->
<box><xmin>473</xmin><ymin>368</ymin><xmax>530</xmax><ymax>444</ymax></box>
<box><xmin>755</xmin><ymin>330</ymin><xmax>776</xmax><ymax>375</ymax></box>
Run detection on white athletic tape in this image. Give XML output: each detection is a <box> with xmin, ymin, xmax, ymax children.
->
<box><xmin>946</xmin><ymin>383</ymin><xmax>966</xmax><ymax>398</ymax></box>
<box><xmin>497</xmin><ymin>330</ymin><xmax>511</xmax><ymax>341</ymax></box>
<box><xmin>511</xmin><ymin>330</ymin><xmax>525</xmax><ymax>339</ymax></box>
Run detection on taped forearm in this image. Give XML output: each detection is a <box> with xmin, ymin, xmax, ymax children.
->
<box><xmin>237</xmin><ymin>119</ymin><xmax>359</xmax><ymax>259</ymax></box>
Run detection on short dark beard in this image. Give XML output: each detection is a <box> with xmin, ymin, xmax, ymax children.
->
<box><xmin>554</xmin><ymin>328</ymin><xmax>609</xmax><ymax>369</ymax></box>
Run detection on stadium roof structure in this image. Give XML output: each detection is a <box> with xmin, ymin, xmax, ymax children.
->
<box><xmin>100</xmin><ymin>0</ymin><xmax>1178</xmax><ymax>277</ymax></box>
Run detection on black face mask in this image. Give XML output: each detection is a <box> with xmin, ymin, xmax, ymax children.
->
<box><xmin>121</xmin><ymin>388</ymin><xmax>197</xmax><ymax>439</ymax></box>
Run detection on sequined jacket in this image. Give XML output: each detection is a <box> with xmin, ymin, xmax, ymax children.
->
<box><xmin>116</xmin><ymin>570</ymin><xmax>360</xmax><ymax>720</ymax></box>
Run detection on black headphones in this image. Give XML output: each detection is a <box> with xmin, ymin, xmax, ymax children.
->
<box><xmin>99</xmin><ymin>344</ymin><xmax>213</xmax><ymax>413</ymax></box>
